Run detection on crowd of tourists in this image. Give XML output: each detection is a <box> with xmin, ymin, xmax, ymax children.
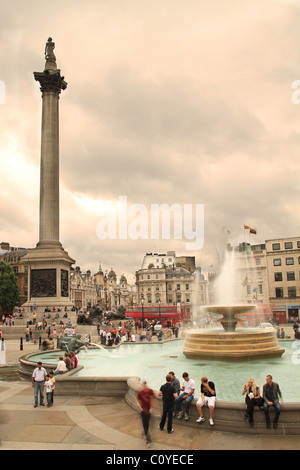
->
<box><xmin>99</xmin><ymin>319</ymin><xmax>181</xmax><ymax>346</ymax></box>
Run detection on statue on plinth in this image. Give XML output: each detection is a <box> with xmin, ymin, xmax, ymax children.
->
<box><xmin>45</xmin><ymin>37</ymin><xmax>56</xmax><ymax>62</ymax></box>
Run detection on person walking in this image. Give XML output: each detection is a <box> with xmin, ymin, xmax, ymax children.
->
<box><xmin>32</xmin><ymin>362</ymin><xmax>47</xmax><ymax>407</ymax></box>
<box><xmin>157</xmin><ymin>374</ymin><xmax>178</xmax><ymax>434</ymax></box>
<box><xmin>263</xmin><ymin>375</ymin><xmax>282</xmax><ymax>428</ymax></box>
<box><xmin>136</xmin><ymin>381</ymin><xmax>154</xmax><ymax>447</ymax></box>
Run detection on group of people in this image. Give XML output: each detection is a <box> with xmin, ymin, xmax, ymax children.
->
<box><xmin>31</xmin><ymin>353</ymin><xmax>79</xmax><ymax>407</ymax></box>
<box><xmin>242</xmin><ymin>375</ymin><xmax>282</xmax><ymax>428</ymax></box>
<box><xmin>136</xmin><ymin>371</ymin><xmax>216</xmax><ymax>447</ymax></box>
<box><xmin>53</xmin><ymin>351</ymin><xmax>78</xmax><ymax>375</ymax></box>
<box><xmin>99</xmin><ymin>319</ymin><xmax>181</xmax><ymax>347</ymax></box>
<box><xmin>136</xmin><ymin>371</ymin><xmax>283</xmax><ymax>446</ymax></box>
<box><xmin>32</xmin><ymin>362</ymin><xmax>55</xmax><ymax>408</ymax></box>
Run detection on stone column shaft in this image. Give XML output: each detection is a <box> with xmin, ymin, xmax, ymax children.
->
<box><xmin>39</xmin><ymin>91</ymin><xmax>60</xmax><ymax>244</ymax></box>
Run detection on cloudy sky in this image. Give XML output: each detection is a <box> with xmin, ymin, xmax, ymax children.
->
<box><xmin>1</xmin><ymin>0</ymin><xmax>300</xmax><ymax>284</ymax></box>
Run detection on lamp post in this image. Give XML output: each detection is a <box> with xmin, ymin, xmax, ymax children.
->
<box><xmin>158</xmin><ymin>300</ymin><xmax>161</xmax><ymax>321</ymax></box>
<box><xmin>141</xmin><ymin>298</ymin><xmax>144</xmax><ymax>328</ymax></box>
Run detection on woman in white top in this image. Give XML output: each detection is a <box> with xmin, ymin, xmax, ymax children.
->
<box><xmin>54</xmin><ymin>356</ymin><xmax>67</xmax><ymax>375</ymax></box>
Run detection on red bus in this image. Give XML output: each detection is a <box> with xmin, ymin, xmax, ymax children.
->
<box><xmin>125</xmin><ymin>304</ymin><xmax>191</xmax><ymax>322</ymax></box>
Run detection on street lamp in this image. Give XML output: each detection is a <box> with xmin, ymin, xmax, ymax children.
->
<box><xmin>158</xmin><ymin>300</ymin><xmax>161</xmax><ymax>321</ymax></box>
<box><xmin>141</xmin><ymin>298</ymin><xmax>144</xmax><ymax>327</ymax></box>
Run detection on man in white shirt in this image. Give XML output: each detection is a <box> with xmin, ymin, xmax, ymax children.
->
<box><xmin>175</xmin><ymin>372</ymin><xmax>196</xmax><ymax>421</ymax></box>
<box><xmin>32</xmin><ymin>362</ymin><xmax>47</xmax><ymax>408</ymax></box>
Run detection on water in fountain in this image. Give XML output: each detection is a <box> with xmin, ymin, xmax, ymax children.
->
<box><xmin>185</xmin><ymin>244</ymin><xmax>285</xmax><ymax>360</ymax></box>
<box><xmin>213</xmin><ymin>248</ymin><xmax>238</xmax><ymax>306</ymax></box>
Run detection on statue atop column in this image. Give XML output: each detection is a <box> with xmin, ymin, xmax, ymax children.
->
<box><xmin>45</xmin><ymin>37</ymin><xmax>56</xmax><ymax>62</ymax></box>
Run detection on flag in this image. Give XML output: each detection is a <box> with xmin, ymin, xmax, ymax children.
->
<box><xmin>244</xmin><ymin>224</ymin><xmax>257</xmax><ymax>234</ymax></box>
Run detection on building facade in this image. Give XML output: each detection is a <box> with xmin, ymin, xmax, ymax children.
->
<box><xmin>136</xmin><ymin>252</ymin><xmax>209</xmax><ymax>316</ymax></box>
<box><xmin>0</xmin><ymin>242</ymin><xmax>30</xmax><ymax>305</ymax></box>
<box><xmin>70</xmin><ymin>267</ymin><xmax>97</xmax><ymax>310</ymax></box>
<box><xmin>266</xmin><ymin>236</ymin><xmax>300</xmax><ymax>322</ymax></box>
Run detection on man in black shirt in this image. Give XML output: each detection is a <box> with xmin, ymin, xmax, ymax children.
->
<box><xmin>196</xmin><ymin>376</ymin><xmax>216</xmax><ymax>426</ymax></box>
<box><xmin>157</xmin><ymin>374</ymin><xmax>178</xmax><ymax>434</ymax></box>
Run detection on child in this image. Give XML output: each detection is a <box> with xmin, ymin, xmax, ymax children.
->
<box><xmin>49</xmin><ymin>371</ymin><xmax>55</xmax><ymax>406</ymax></box>
<box><xmin>43</xmin><ymin>375</ymin><xmax>54</xmax><ymax>407</ymax></box>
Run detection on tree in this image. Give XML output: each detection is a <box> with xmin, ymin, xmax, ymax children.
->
<box><xmin>0</xmin><ymin>260</ymin><xmax>20</xmax><ymax>315</ymax></box>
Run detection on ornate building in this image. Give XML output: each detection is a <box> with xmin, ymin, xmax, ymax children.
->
<box><xmin>135</xmin><ymin>252</ymin><xmax>208</xmax><ymax>309</ymax></box>
<box><xmin>70</xmin><ymin>266</ymin><xmax>97</xmax><ymax>310</ymax></box>
<box><xmin>93</xmin><ymin>266</ymin><xmax>136</xmax><ymax>311</ymax></box>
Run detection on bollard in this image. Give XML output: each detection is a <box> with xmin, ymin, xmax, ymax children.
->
<box><xmin>39</xmin><ymin>336</ymin><xmax>42</xmax><ymax>348</ymax></box>
<box><xmin>1</xmin><ymin>338</ymin><xmax>4</xmax><ymax>351</ymax></box>
<box><xmin>20</xmin><ymin>337</ymin><xmax>23</xmax><ymax>351</ymax></box>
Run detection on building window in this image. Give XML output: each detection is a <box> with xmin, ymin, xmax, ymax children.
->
<box><xmin>186</xmin><ymin>284</ymin><xmax>189</xmax><ymax>290</ymax></box>
<box><xmin>288</xmin><ymin>287</ymin><xmax>296</xmax><ymax>298</ymax></box>
<box><xmin>286</xmin><ymin>257</ymin><xmax>294</xmax><ymax>265</ymax></box>
<box><xmin>272</xmin><ymin>243</ymin><xmax>280</xmax><ymax>250</ymax></box>
<box><xmin>247</xmin><ymin>285</ymin><xmax>251</xmax><ymax>295</ymax></box>
<box><xmin>258</xmin><ymin>284</ymin><xmax>263</xmax><ymax>294</ymax></box>
<box><xmin>177</xmin><ymin>284</ymin><xmax>180</xmax><ymax>291</ymax></box>
<box><xmin>297</xmin><ymin>241</ymin><xmax>300</xmax><ymax>248</ymax></box>
<box><xmin>255</xmin><ymin>258</ymin><xmax>261</xmax><ymax>265</ymax></box>
<box><xmin>273</xmin><ymin>259</ymin><xmax>281</xmax><ymax>266</ymax></box>
<box><xmin>274</xmin><ymin>272</ymin><xmax>282</xmax><ymax>282</ymax></box>
<box><xmin>287</xmin><ymin>271</ymin><xmax>295</xmax><ymax>281</ymax></box>
<box><xmin>275</xmin><ymin>288</ymin><xmax>283</xmax><ymax>298</ymax></box>
<box><xmin>285</xmin><ymin>242</ymin><xmax>293</xmax><ymax>249</ymax></box>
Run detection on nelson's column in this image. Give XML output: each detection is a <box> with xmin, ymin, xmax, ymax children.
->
<box><xmin>22</xmin><ymin>38</ymin><xmax>75</xmax><ymax>317</ymax></box>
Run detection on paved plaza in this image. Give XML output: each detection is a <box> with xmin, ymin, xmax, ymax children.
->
<box><xmin>0</xmin><ymin>338</ymin><xmax>300</xmax><ymax>451</ymax></box>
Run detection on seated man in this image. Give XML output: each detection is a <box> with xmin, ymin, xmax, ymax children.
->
<box><xmin>196</xmin><ymin>376</ymin><xmax>216</xmax><ymax>426</ymax></box>
<box><xmin>263</xmin><ymin>375</ymin><xmax>282</xmax><ymax>429</ymax></box>
<box><xmin>175</xmin><ymin>372</ymin><xmax>195</xmax><ymax>421</ymax></box>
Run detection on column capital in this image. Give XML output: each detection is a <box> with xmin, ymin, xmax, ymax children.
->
<box><xmin>34</xmin><ymin>69</ymin><xmax>67</xmax><ymax>95</ymax></box>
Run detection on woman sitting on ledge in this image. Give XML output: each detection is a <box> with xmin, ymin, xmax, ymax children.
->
<box><xmin>53</xmin><ymin>356</ymin><xmax>68</xmax><ymax>376</ymax></box>
<box><xmin>242</xmin><ymin>378</ymin><xmax>264</xmax><ymax>427</ymax></box>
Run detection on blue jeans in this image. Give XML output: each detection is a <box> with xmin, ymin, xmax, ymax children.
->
<box><xmin>140</xmin><ymin>409</ymin><xmax>151</xmax><ymax>442</ymax></box>
<box><xmin>175</xmin><ymin>393</ymin><xmax>194</xmax><ymax>414</ymax></box>
<box><xmin>34</xmin><ymin>381</ymin><xmax>44</xmax><ymax>405</ymax></box>
<box><xmin>264</xmin><ymin>401</ymin><xmax>281</xmax><ymax>423</ymax></box>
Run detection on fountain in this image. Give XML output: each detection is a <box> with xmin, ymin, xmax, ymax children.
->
<box><xmin>183</xmin><ymin>247</ymin><xmax>285</xmax><ymax>361</ymax></box>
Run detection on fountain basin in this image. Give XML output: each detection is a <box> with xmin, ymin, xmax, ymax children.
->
<box><xmin>183</xmin><ymin>327</ymin><xmax>285</xmax><ymax>362</ymax></box>
<box><xmin>201</xmin><ymin>304</ymin><xmax>256</xmax><ymax>332</ymax></box>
